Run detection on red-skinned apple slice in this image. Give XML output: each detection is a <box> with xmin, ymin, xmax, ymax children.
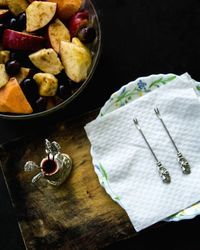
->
<box><xmin>69</xmin><ymin>10</ymin><xmax>89</xmax><ymax>37</ymax></box>
<box><xmin>48</xmin><ymin>19</ymin><xmax>70</xmax><ymax>53</ymax></box>
<box><xmin>3</xmin><ymin>29</ymin><xmax>45</xmax><ymax>51</ymax></box>
<box><xmin>0</xmin><ymin>9</ymin><xmax>10</xmax><ymax>19</ymax></box>
<box><xmin>72</xmin><ymin>10</ymin><xmax>89</xmax><ymax>20</ymax></box>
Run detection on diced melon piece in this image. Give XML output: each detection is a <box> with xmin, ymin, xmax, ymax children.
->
<box><xmin>0</xmin><ymin>78</ymin><xmax>33</xmax><ymax>114</ymax></box>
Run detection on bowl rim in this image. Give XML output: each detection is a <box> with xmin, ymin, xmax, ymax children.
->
<box><xmin>0</xmin><ymin>0</ymin><xmax>102</xmax><ymax>120</ymax></box>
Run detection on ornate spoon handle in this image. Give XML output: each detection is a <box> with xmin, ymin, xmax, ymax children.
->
<box><xmin>154</xmin><ymin>108</ymin><xmax>191</xmax><ymax>174</ymax></box>
<box><xmin>133</xmin><ymin>118</ymin><xmax>171</xmax><ymax>184</ymax></box>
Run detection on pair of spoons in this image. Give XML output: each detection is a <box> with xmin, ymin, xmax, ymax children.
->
<box><xmin>133</xmin><ymin>108</ymin><xmax>191</xmax><ymax>184</ymax></box>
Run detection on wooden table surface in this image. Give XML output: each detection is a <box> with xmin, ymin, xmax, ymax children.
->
<box><xmin>0</xmin><ymin>110</ymin><xmax>137</xmax><ymax>250</ymax></box>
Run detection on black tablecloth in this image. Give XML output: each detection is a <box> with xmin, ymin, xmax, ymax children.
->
<box><xmin>1</xmin><ymin>0</ymin><xmax>200</xmax><ymax>249</ymax></box>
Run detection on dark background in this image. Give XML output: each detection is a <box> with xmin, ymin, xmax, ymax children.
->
<box><xmin>1</xmin><ymin>0</ymin><xmax>200</xmax><ymax>249</ymax></box>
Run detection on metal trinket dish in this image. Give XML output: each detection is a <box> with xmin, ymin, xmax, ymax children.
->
<box><xmin>24</xmin><ymin>139</ymin><xmax>72</xmax><ymax>186</ymax></box>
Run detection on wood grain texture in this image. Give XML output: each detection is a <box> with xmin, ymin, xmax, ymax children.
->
<box><xmin>0</xmin><ymin>110</ymin><xmax>135</xmax><ymax>250</ymax></box>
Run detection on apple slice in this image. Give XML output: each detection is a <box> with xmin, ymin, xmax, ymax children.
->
<box><xmin>3</xmin><ymin>29</ymin><xmax>45</xmax><ymax>51</ymax></box>
<box><xmin>0</xmin><ymin>9</ymin><xmax>10</xmax><ymax>19</ymax></box>
<box><xmin>26</xmin><ymin>1</ymin><xmax>57</xmax><ymax>32</ymax></box>
<box><xmin>0</xmin><ymin>64</ymin><xmax>9</xmax><ymax>88</ymax></box>
<box><xmin>33</xmin><ymin>73</ymin><xmax>58</xmax><ymax>96</ymax></box>
<box><xmin>0</xmin><ymin>50</ymin><xmax>10</xmax><ymax>64</ymax></box>
<box><xmin>0</xmin><ymin>0</ymin><xmax>8</xmax><ymax>7</ymax></box>
<box><xmin>15</xmin><ymin>67</ymin><xmax>31</xmax><ymax>83</ymax></box>
<box><xmin>0</xmin><ymin>77</ymin><xmax>33</xmax><ymax>114</ymax></box>
<box><xmin>60</xmin><ymin>38</ymin><xmax>92</xmax><ymax>83</ymax></box>
<box><xmin>48</xmin><ymin>0</ymin><xmax>82</xmax><ymax>20</ymax></box>
<box><xmin>48</xmin><ymin>19</ymin><xmax>70</xmax><ymax>53</ymax></box>
<box><xmin>27</xmin><ymin>0</ymin><xmax>39</xmax><ymax>2</ymax></box>
<box><xmin>7</xmin><ymin>0</ymin><xmax>28</xmax><ymax>16</ymax></box>
<box><xmin>29</xmin><ymin>48</ymin><xmax>63</xmax><ymax>75</ymax></box>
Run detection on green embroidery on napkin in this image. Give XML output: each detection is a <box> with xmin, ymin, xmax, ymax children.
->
<box><xmin>149</xmin><ymin>75</ymin><xmax>176</xmax><ymax>88</ymax></box>
<box><xmin>196</xmin><ymin>85</ymin><xmax>200</xmax><ymax>91</ymax></box>
<box><xmin>100</xmin><ymin>75</ymin><xmax>177</xmax><ymax>117</ymax></box>
<box><xmin>99</xmin><ymin>163</ymin><xmax>108</xmax><ymax>180</ymax></box>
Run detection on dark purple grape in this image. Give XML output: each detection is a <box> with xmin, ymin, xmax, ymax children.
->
<box><xmin>10</xmin><ymin>51</ymin><xmax>34</xmax><ymax>68</ymax></box>
<box><xmin>9</xmin><ymin>17</ymin><xmax>18</xmax><ymax>30</ymax></box>
<box><xmin>77</xmin><ymin>26</ymin><xmax>96</xmax><ymax>43</ymax></box>
<box><xmin>35</xmin><ymin>97</ymin><xmax>47</xmax><ymax>112</ymax></box>
<box><xmin>21</xmin><ymin>56</ymin><xmax>35</xmax><ymax>68</ymax></box>
<box><xmin>21</xmin><ymin>78</ymin><xmax>38</xmax><ymax>92</ymax></box>
<box><xmin>10</xmin><ymin>51</ymin><xmax>25</xmax><ymax>65</ymax></box>
<box><xmin>10</xmin><ymin>52</ymin><xmax>18</xmax><ymax>61</ymax></box>
<box><xmin>21</xmin><ymin>78</ymin><xmax>38</xmax><ymax>95</ymax></box>
<box><xmin>17</xmin><ymin>12</ymin><xmax>26</xmax><ymax>30</ymax></box>
<box><xmin>5</xmin><ymin>60</ymin><xmax>21</xmax><ymax>76</ymax></box>
<box><xmin>57</xmin><ymin>84</ymin><xmax>71</xmax><ymax>99</ymax></box>
<box><xmin>56</xmin><ymin>72</ymin><xmax>71</xmax><ymax>98</ymax></box>
<box><xmin>21</xmin><ymin>78</ymin><xmax>39</xmax><ymax>105</ymax></box>
<box><xmin>27</xmin><ymin>69</ymin><xmax>38</xmax><ymax>78</ymax></box>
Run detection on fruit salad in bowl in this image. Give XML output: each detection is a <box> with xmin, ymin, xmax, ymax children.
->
<box><xmin>0</xmin><ymin>0</ymin><xmax>101</xmax><ymax>119</ymax></box>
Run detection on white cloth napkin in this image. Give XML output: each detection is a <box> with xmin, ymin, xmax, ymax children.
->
<box><xmin>85</xmin><ymin>73</ymin><xmax>200</xmax><ymax>232</ymax></box>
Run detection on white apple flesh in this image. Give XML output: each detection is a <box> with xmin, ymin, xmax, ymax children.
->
<box><xmin>48</xmin><ymin>19</ymin><xmax>70</xmax><ymax>53</ymax></box>
<box><xmin>0</xmin><ymin>64</ymin><xmax>9</xmax><ymax>88</ymax></box>
<box><xmin>26</xmin><ymin>1</ymin><xmax>57</xmax><ymax>32</ymax></box>
<box><xmin>60</xmin><ymin>38</ymin><xmax>92</xmax><ymax>83</ymax></box>
<box><xmin>3</xmin><ymin>29</ymin><xmax>45</xmax><ymax>51</ymax></box>
<box><xmin>29</xmin><ymin>48</ymin><xmax>63</xmax><ymax>75</ymax></box>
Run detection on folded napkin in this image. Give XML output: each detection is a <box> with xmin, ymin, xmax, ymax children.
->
<box><xmin>85</xmin><ymin>73</ymin><xmax>200</xmax><ymax>232</ymax></box>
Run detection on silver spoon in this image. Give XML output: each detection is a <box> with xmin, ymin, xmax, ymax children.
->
<box><xmin>133</xmin><ymin>118</ymin><xmax>171</xmax><ymax>184</ymax></box>
<box><xmin>154</xmin><ymin>108</ymin><xmax>191</xmax><ymax>174</ymax></box>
